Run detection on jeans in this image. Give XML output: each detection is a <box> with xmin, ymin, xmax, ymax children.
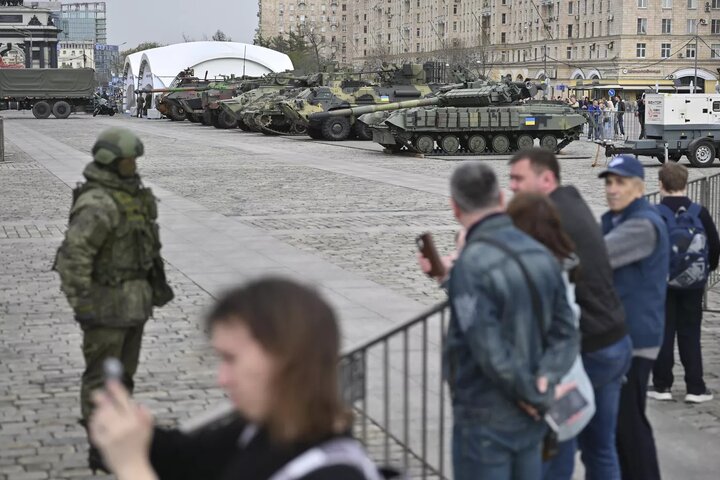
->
<box><xmin>617</xmin><ymin>357</ymin><xmax>661</xmax><ymax>480</ymax></box>
<box><xmin>542</xmin><ymin>335</ymin><xmax>632</xmax><ymax>480</ymax></box>
<box><xmin>653</xmin><ymin>288</ymin><xmax>706</xmax><ymax>395</ymax></box>
<box><xmin>453</xmin><ymin>421</ymin><xmax>543</xmax><ymax>480</ymax></box>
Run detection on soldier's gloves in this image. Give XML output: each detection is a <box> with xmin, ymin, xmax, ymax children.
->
<box><xmin>73</xmin><ymin>299</ymin><xmax>95</xmax><ymax>324</ymax></box>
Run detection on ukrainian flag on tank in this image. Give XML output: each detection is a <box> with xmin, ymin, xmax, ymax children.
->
<box><xmin>380</xmin><ymin>95</ymin><xmax>390</xmax><ymax>102</ymax></box>
<box><xmin>525</xmin><ymin>117</ymin><xmax>536</xmax><ymax>126</ymax></box>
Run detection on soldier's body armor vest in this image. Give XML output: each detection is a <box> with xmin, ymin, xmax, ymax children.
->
<box><xmin>74</xmin><ymin>181</ymin><xmax>160</xmax><ymax>287</ymax></box>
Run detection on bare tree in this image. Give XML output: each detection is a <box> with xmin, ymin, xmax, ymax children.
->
<box><xmin>211</xmin><ymin>30</ymin><xmax>232</xmax><ymax>42</ymax></box>
<box><xmin>298</xmin><ymin>23</ymin><xmax>325</xmax><ymax>71</ymax></box>
<box><xmin>182</xmin><ymin>33</ymin><xmax>195</xmax><ymax>43</ymax></box>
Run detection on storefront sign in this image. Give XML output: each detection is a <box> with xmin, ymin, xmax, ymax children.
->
<box><xmin>622</xmin><ymin>68</ymin><xmax>662</xmax><ymax>74</ymax></box>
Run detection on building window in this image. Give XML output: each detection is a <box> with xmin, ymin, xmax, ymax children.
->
<box><xmin>637</xmin><ymin>18</ymin><xmax>647</xmax><ymax>34</ymax></box>
<box><xmin>363</xmin><ymin>25</ymin><xmax>367</xmax><ymax>33</ymax></box>
<box><xmin>688</xmin><ymin>19</ymin><xmax>697</xmax><ymax>33</ymax></box>
<box><xmin>662</xmin><ymin>19</ymin><xmax>672</xmax><ymax>34</ymax></box>
<box><xmin>661</xmin><ymin>0</ymin><xmax>672</xmax><ymax>7</ymax></box>
<box><xmin>567</xmin><ymin>24</ymin><xmax>573</xmax><ymax>37</ymax></box>
<box><xmin>661</xmin><ymin>43</ymin><xmax>671</xmax><ymax>58</ymax></box>
<box><xmin>636</xmin><ymin>43</ymin><xmax>646</xmax><ymax>58</ymax></box>
<box><xmin>502</xmin><ymin>13</ymin><xmax>506</xmax><ymax>24</ymax></box>
<box><xmin>713</xmin><ymin>0</ymin><xmax>720</xmax><ymax>7</ymax></box>
<box><xmin>501</xmin><ymin>32</ymin><xmax>506</xmax><ymax>43</ymax></box>
<box><xmin>453</xmin><ymin>4</ymin><xmax>458</xmax><ymax>14</ymax></box>
<box><xmin>711</xmin><ymin>44</ymin><xmax>720</xmax><ymax>58</ymax></box>
<box><xmin>0</xmin><ymin>14</ymin><xmax>23</xmax><ymax>23</ymax></box>
<box><xmin>416</xmin><ymin>28</ymin><xmax>420</xmax><ymax>37</ymax></box>
<box><xmin>416</xmin><ymin>43</ymin><xmax>420</xmax><ymax>51</ymax></box>
<box><xmin>567</xmin><ymin>46</ymin><xmax>572</xmax><ymax>59</ymax></box>
<box><xmin>637</xmin><ymin>0</ymin><xmax>647</xmax><ymax>6</ymax></box>
<box><xmin>569</xmin><ymin>1</ymin><xmax>574</xmax><ymax>13</ymax></box>
<box><xmin>688</xmin><ymin>0</ymin><xmax>697</xmax><ymax>7</ymax></box>
<box><xmin>686</xmin><ymin>45</ymin><xmax>696</xmax><ymax>58</ymax></box>
<box><xmin>713</xmin><ymin>19</ymin><xmax>720</xmax><ymax>34</ymax></box>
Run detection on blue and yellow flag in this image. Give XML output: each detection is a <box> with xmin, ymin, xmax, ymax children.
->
<box><xmin>525</xmin><ymin>117</ymin><xmax>536</xmax><ymax>126</ymax></box>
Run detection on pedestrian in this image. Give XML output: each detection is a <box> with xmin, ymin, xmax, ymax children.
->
<box><xmin>600</xmin><ymin>154</ymin><xmax>669</xmax><ymax>480</ymax></box>
<box><xmin>637</xmin><ymin>94</ymin><xmax>646</xmax><ymax>139</ymax></box>
<box><xmin>426</xmin><ymin>162</ymin><xmax>578</xmax><ymax>480</ymax></box>
<box><xmin>136</xmin><ymin>93</ymin><xmax>145</xmax><ymax>118</ymax></box>
<box><xmin>614</xmin><ymin>96</ymin><xmax>625</xmax><ymax>138</ymax></box>
<box><xmin>145</xmin><ymin>92</ymin><xmax>152</xmax><ymax>116</ymax></box>
<box><xmin>509</xmin><ymin>149</ymin><xmax>631</xmax><ymax>480</ymax></box>
<box><xmin>89</xmin><ymin>278</ymin><xmax>388</xmax><ymax>480</ymax></box>
<box><xmin>588</xmin><ymin>100</ymin><xmax>601</xmax><ymax>141</ymax></box>
<box><xmin>648</xmin><ymin>162</ymin><xmax>719</xmax><ymax>403</ymax></box>
<box><xmin>53</xmin><ymin>127</ymin><xmax>174</xmax><ymax>472</ymax></box>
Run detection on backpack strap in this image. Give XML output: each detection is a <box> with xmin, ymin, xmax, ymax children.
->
<box><xmin>269</xmin><ymin>438</ymin><xmax>383</xmax><ymax>480</ymax></box>
<box><xmin>656</xmin><ymin>203</ymin><xmax>678</xmax><ymax>228</ymax></box>
<box><xmin>687</xmin><ymin>202</ymin><xmax>702</xmax><ymax>218</ymax></box>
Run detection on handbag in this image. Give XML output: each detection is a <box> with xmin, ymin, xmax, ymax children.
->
<box><xmin>473</xmin><ymin>236</ymin><xmax>595</xmax><ymax>443</ymax></box>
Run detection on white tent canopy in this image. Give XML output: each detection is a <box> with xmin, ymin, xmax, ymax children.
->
<box><xmin>121</xmin><ymin>41</ymin><xmax>293</xmax><ymax>110</ymax></box>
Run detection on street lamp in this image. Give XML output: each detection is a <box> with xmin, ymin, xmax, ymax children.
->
<box><xmin>11</xmin><ymin>26</ymin><xmax>33</xmax><ymax>68</ymax></box>
<box><xmin>693</xmin><ymin>18</ymin><xmax>707</xmax><ymax>93</ymax></box>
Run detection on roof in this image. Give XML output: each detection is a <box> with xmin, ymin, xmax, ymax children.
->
<box><xmin>127</xmin><ymin>42</ymin><xmax>292</xmax><ymax>85</ymax></box>
<box><xmin>123</xmin><ymin>52</ymin><xmax>144</xmax><ymax>78</ymax></box>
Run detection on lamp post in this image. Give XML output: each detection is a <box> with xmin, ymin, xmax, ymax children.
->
<box><xmin>693</xmin><ymin>18</ymin><xmax>707</xmax><ymax>93</ymax></box>
<box><xmin>11</xmin><ymin>26</ymin><xmax>33</xmax><ymax>68</ymax></box>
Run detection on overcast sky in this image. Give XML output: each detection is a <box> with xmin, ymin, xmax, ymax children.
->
<box><xmin>102</xmin><ymin>0</ymin><xmax>259</xmax><ymax>49</ymax></box>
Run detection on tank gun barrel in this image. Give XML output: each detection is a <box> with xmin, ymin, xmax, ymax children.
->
<box><xmin>309</xmin><ymin>97</ymin><xmax>440</xmax><ymax>121</ymax></box>
<box><xmin>135</xmin><ymin>87</ymin><xmax>211</xmax><ymax>94</ymax></box>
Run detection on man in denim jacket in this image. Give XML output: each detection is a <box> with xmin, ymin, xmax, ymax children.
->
<box><xmin>444</xmin><ymin>162</ymin><xmax>578</xmax><ymax>480</ymax></box>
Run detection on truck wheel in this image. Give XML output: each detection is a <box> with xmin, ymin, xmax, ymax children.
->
<box><xmin>32</xmin><ymin>101</ymin><xmax>52</xmax><ymax>119</ymax></box>
<box><xmin>307</xmin><ymin>126</ymin><xmax>324</xmax><ymax>139</ymax></box>
<box><xmin>52</xmin><ymin>101</ymin><xmax>72</xmax><ymax>119</ymax></box>
<box><xmin>321</xmin><ymin>117</ymin><xmax>351</xmax><ymax>141</ymax></box>
<box><xmin>688</xmin><ymin>140</ymin><xmax>716</xmax><ymax>167</ymax></box>
<box><xmin>169</xmin><ymin>104</ymin><xmax>187</xmax><ymax>121</ymax></box>
<box><xmin>201</xmin><ymin>109</ymin><xmax>212</xmax><ymax>125</ymax></box>
<box><xmin>216</xmin><ymin>110</ymin><xmax>238</xmax><ymax>129</ymax></box>
<box><xmin>353</xmin><ymin>121</ymin><xmax>373</xmax><ymax>141</ymax></box>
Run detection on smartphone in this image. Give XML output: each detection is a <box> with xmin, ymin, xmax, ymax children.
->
<box><xmin>545</xmin><ymin>386</ymin><xmax>588</xmax><ymax>432</ymax></box>
<box><xmin>416</xmin><ymin>232</ymin><xmax>446</xmax><ymax>279</ymax></box>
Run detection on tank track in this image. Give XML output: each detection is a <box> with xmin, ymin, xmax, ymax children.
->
<box><xmin>387</xmin><ymin>131</ymin><xmax>578</xmax><ymax>156</ymax></box>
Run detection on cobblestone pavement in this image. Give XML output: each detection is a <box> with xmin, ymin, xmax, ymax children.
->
<box><xmin>1</xmin><ymin>111</ymin><xmax>719</xmax><ymax>479</ymax></box>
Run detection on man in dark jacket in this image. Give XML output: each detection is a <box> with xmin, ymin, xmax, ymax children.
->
<box><xmin>443</xmin><ymin>162</ymin><xmax>578</xmax><ymax>480</ymax></box>
<box><xmin>648</xmin><ymin>162</ymin><xmax>719</xmax><ymax>403</ymax></box>
<box><xmin>637</xmin><ymin>94</ymin><xmax>646</xmax><ymax>139</ymax></box>
<box><xmin>509</xmin><ymin>148</ymin><xmax>631</xmax><ymax>480</ymax></box>
<box><xmin>600</xmin><ymin>154</ymin><xmax>669</xmax><ymax>480</ymax></box>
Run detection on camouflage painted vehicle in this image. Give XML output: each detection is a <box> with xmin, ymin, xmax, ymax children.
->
<box><xmin>312</xmin><ymin>80</ymin><xmax>586</xmax><ymax>154</ymax></box>
<box><xmin>144</xmin><ymin>82</ymin><xmax>211</xmax><ymax>121</ymax></box>
<box><xmin>200</xmin><ymin>80</ymin><xmax>253</xmax><ymax>129</ymax></box>
<box><xmin>278</xmin><ymin>64</ymin><xmax>438</xmax><ymax>141</ymax></box>
<box><xmin>241</xmin><ymin>86</ymin><xmax>312</xmax><ymax>135</ymax></box>
<box><xmin>174</xmin><ymin>79</ymin><xmax>248</xmax><ymax>128</ymax></box>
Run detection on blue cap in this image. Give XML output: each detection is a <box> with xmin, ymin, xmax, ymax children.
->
<box><xmin>598</xmin><ymin>154</ymin><xmax>644</xmax><ymax>180</ymax></box>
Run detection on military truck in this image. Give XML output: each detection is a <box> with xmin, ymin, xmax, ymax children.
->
<box><xmin>277</xmin><ymin>64</ymin><xmax>438</xmax><ymax>141</ymax></box>
<box><xmin>310</xmin><ymin>80</ymin><xmax>586</xmax><ymax>154</ymax></box>
<box><xmin>605</xmin><ymin>93</ymin><xmax>720</xmax><ymax>167</ymax></box>
<box><xmin>0</xmin><ymin>69</ymin><xmax>95</xmax><ymax>119</ymax></box>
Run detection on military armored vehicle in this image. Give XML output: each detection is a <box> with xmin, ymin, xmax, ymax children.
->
<box><xmin>310</xmin><ymin>80</ymin><xmax>586</xmax><ymax>154</ymax></box>
<box><xmin>277</xmin><ymin>64</ymin><xmax>438</xmax><ymax>141</ymax></box>
<box><xmin>174</xmin><ymin>79</ymin><xmax>247</xmax><ymax>127</ymax></box>
<box><xmin>241</xmin><ymin>86</ymin><xmax>312</xmax><ymax>135</ymax></box>
<box><xmin>143</xmin><ymin>82</ymin><xmax>212</xmax><ymax>121</ymax></box>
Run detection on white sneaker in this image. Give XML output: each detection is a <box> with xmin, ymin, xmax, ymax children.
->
<box><xmin>685</xmin><ymin>390</ymin><xmax>714</xmax><ymax>403</ymax></box>
<box><xmin>647</xmin><ymin>388</ymin><xmax>673</xmax><ymax>401</ymax></box>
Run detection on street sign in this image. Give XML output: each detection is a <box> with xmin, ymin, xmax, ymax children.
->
<box><xmin>557</xmin><ymin>85</ymin><xmax>565</xmax><ymax>91</ymax></box>
<box><xmin>608</xmin><ymin>88</ymin><xmax>616</xmax><ymax>97</ymax></box>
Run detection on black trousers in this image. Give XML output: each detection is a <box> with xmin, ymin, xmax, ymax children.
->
<box><xmin>617</xmin><ymin>357</ymin><xmax>661</xmax><ymax>480</ymax></box>
<box><xmin>653</xmin><ymin>288</ymin><xmax>706</xmax><ymax>395</ymax></box>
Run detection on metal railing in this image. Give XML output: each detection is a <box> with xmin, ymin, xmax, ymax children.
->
<box><xmin>341</xmin><ymin>301</ymin><xmax>452</xmax><ymax>479</ymax></box>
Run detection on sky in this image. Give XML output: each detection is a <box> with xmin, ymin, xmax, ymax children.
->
<box><xmin>102</xmin><ymin>0</ymin><xmax>259</xmax><ymax>49</ymax></box>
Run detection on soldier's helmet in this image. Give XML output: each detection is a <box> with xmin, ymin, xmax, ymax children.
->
<box><xmin>91</xmin><ymin>127</ymin><xmax>145</xmax><ymax>165</ymax></box>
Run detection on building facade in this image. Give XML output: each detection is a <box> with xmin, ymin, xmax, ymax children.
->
<box><xmin>58</xmin><ymin>2</ymin><xmax>115</xmax><ymax>82</ymax></box>
<box><xmin>0</xmin><ymin>1</ymin><xmax>60</xmax><ymax>68</ymax></box>
<box><xmin>257</xmin><ymin>0</ymin><xmax>720</xmax><ymax>93</ymax></box>
<box><xmin>58</xmin><ymin>39</ymin><xmax>92</xmax><ymax>68</ymax></box>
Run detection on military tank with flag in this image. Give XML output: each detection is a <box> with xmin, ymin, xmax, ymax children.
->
<box><xmin>307</xmin><ymin>78</ymin><xmax>587</xmax><ymax>154</ymax></box>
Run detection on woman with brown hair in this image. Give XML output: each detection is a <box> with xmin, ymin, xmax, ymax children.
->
<box><xmin>507</xmin><ymin>192</ymin><xmax>594</xmax><ymax>480</ymax></box>
<box><xmin>89</xmin><ymin>278</ymin><xmax>384</xmax><ymax>480</ymax></box>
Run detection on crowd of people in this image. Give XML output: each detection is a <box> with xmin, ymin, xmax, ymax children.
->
<box><xmin>53</xmin><ymin>128</ymin><xmax>715</xmax><ymax>480</ymax></box>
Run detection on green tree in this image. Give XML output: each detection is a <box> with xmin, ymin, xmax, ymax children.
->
<box><xmin>212</xmin><ymin>30</ymin><xmax>232</xmax><ymax>42</ymax></box>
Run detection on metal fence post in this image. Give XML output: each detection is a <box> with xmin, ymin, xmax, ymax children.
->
<box><xmin>0</xmin><ymin>117</ymin><xmax>4</xmax><ymax>162</ymax></box>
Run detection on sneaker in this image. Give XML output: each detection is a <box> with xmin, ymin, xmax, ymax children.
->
<box><xmin>647</xmin><ymin>388</ymin><xmax>673</xmax><ymax>401</ymax></box>
<box><xmin>685</xmin><ymin>390</ymin><xmax>714</xmax><ymax>403</ymax></box>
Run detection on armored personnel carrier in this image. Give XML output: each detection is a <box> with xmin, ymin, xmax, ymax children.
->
<box><xmin>143</xmin><ymin>82</ymin><xmax>211</xmax><ymax>121</ymax></box>
<box><xmin>277</xmin><ymin>64</ymin><xmax>438</xmax><ymax>141</ymax></box>
<box><xmin>310</xmin><ymin>80</ymin><xmax>586</xmax><ymax>154</ymax></box>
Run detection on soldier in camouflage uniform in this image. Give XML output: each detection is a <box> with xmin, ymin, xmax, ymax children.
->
<box><xmin>53</xmin><ymin>127</ymin><xmax>173</xmax><ymax>471</ymax></box>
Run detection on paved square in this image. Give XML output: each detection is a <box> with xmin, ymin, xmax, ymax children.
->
<box><xmin>1</xmin><ymin>111</ymin><xmax>719</xmax><ymax>479</ymax></box>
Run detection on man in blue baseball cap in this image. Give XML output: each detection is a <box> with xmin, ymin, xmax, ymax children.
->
<box><xmin>599</xmin><ymin>154</ymin><xmax>668</xmax><ymax>480</ymax></box>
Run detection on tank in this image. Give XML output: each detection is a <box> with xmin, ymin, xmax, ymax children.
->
<box><xmin>312</xmin><ymin>80</ymin><xmax>587</xmax><ymax>154</ymax></box>
<box><xmin>174</xmin><ymin>79</ymin><xmax>248</xmax><ymax>127</ymax></box>
<box><xmin>139</xmin><ymin>81</ymin><xmax>212</xmax><ymax>121</ymax></box>
<box><xmin>277</xmin><ymin>64</ymin><xmax>440</xmax><ymax>141</ymax></box>
<box><xmin>241</xmin><ymin>86</ymin><xmax>312</xmax><ymax>135</ymax></box>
